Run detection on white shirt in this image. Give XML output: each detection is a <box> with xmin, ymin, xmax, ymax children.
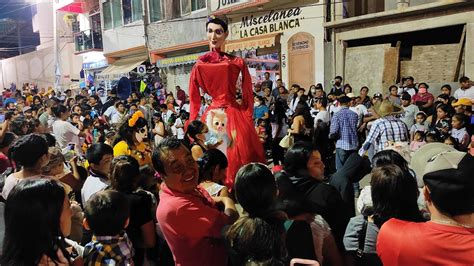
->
<box><xmin>397</xmin><ymin>87</ymin><xmax>416</xmax><ymax>97</ymax></box>
<box><xmin>350</xmin><ymin>104</ymin><xmax>368</xmax><ymax>127</ymax></box>
<box><xmin>400</xmin><ymin>104</ymin><xmax>419</xmax><ymax>130</ymax></box>
<box><xmin>453</xmin><ymin>86</ymin><xmax>474</xmax><ymax>100</ymax></box>
<box><xmin>103</xmin><ymin>106</ymin><xmax>124</xmax><ymax>124</ymax></box>
<box><xmin>52</xmin><ymin>120</ymin><xmax>80</xmax><ymax>150</ymax></box>
<box><xmin>81</xmin><ymin>175</ymin><xmax>110</xmax><ymax>204</ymax></box>
<box><xmin>174</xmin><ymin>118</ymin><xmax>185</xmax><ymax>139</ymax></box>
<box><xmin>314</xmin><ymin>110</ymin><xmax>330</xmax><ymax>128</ymax></box>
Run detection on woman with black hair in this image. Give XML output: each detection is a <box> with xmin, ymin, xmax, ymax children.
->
<box><xmin>52</xmin><ymin>104</ymin><xmax>86</xmax><ymax>154</ymax></box>
<box><xmin>2</xmin><ymin>178</ymin><xmax>81</xmax><ymax>265</ymax></box>
<box><xmin>270</xmin><ymin>98</ymin><xmax>288</xmax><ymax>165</ymax></box>
<box><xmin>0</xmin><ymin>132</ymin><xmax>15</xmax><ymax>174</ymax></box>
<box><xmin>113</xmin><ymin>110</ymin><xmax>152</xmax><ymax>166</ymax></box>
<box><xmin>275</xmin><ymin>142</ymin><xmax>351</xmax><ymax>251</ymax></box>
<box><xmin>343</xmin><ymin>165</ymin><xmax>425</xmax><ymax>266</ymax></box>
<box><xmin>1</xmin><ymin>134</ymin><xmax>50</xmax><ymax>199</ymax></box>
<box><xmin>288</xmin><ymin>102</ymin><xmax>313</xmax><ymax>143</ymax></box>
<box><xmin>188</xmin><ymin>16</ymin><xmax>265</xmax><ymax>189</ymax></box>
<box><xmin>109</xmin><ymin>155</ymin><xmax>156</xmax><ymax>266</ymax></box>
<box><xmin>226</xmin><ymin>163</ymin><xmax>317</xmax><ymax>265</ymax></box>
<box><xmin>183</xmin><ymin>120</ymin><xmax>209</xmax><ymax>160</ymax></box>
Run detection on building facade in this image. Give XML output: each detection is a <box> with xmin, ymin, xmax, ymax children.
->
<box><xmin>324</xmin><ymin>0</ymin><xmax>474</xmax><ymax>96</ymax></box>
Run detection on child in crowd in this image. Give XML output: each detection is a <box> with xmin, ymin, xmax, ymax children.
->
<box><xmin>82</xmin><ymin>118</ymin><xmax>94</xmax><ymax>147</ymax></box>
<box><xmin>198</xmin><ymin>149</ymin><xmax>229</xmax><ymax>197</ymax></box>
<box><xmin>431</xmin><ymin>104</ymin><xmax>451</xmax><ymax>140</ymax></box>
<box><xmin>255</xmin><ymin>118</ymin><xmax>267</xmax><ymax>144</ymax></box>
<box><xmin>444</xmin><ymin>136</ymin><xmax>459</xmax><ymax>148</ymax></box>
<box><xmin>410</xmin><ymin>131</ymin><xmax>426</xmax><ymax>152</ymax></box>
<box><xmin>451</xmin><ymin>113</ymin><xmax>470</xmax><ymax>151</ymax></box>
<box><xmin>83</xmin><ymin>190</ymin><xmax>134</xmax><ymax>265</ymax></box>
<box><xmin>81</xmin><ymin>143</ymin><xmax>114</xmax><ymax>204</ymax></box>
<box><xmin>410</xmin><ymin>111</ymin><xmax>427</xmax><ymax>141</ymax></box>
<box><xmin>425</xmin><ymin>132</ymin><xmax>439</xmax><ymax>143</ymax></box>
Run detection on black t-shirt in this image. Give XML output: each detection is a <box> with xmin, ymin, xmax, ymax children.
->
<box><xmin>286</xmin><ymin>220</ymin><xmax>317</xmax><ymax>261</ymax></box>
<box><xmin>125</xmin><ymin>190</ymin><xmax>154</xmax><ymax>265</ymax></box>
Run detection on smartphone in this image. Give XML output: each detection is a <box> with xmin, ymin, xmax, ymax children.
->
<box><xmin>0</xmin><ymin>114</ymin><xmax>4</xmax><ymax>123</ymax></box>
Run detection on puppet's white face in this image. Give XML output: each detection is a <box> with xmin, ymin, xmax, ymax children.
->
<box><xmin>135</xmin><ymin>125</ymin><xmax>148</xmax><ymax>143</ymax></box>
<box><xmin>212</xmin><ymin>115</ymin><xmax>226</xmax><ymax>134</ymax></box>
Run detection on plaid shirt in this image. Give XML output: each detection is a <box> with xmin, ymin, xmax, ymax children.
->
<box><xmin>329</xmin><ymin>107</ymin><xmax>359</xmax><ymax>150</ymax></box>
<box><xmin>359</xmin><ymin>116</ymin><xmax>409</xmax><ymax>154</ymax></box>
<box><xmin>83</xmin><ymin>231</ymin><xmax>134</xmax><ymax>266</ymax></box>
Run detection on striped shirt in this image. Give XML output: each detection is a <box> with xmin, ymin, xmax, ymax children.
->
<box><xmin>359</xmin><ymin>116</ymin><xmax>409</xmax><ymax>155</ymax></box>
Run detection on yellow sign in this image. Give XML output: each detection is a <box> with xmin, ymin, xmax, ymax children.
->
<box><xmin>156</xmin><ymin>53</ymin><xmax>205</xmax><ymax>67</ymax></box>
<box><xmin>225</xmin><ymin>34</ymin><xmax>277</xmax><ymax>52</ymax></box>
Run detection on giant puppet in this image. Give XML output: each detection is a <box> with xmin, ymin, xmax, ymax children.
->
<box><xmin>188</xmin><ymin>17</ymin><xmax>265</xmax><ymax>189</ymax></box>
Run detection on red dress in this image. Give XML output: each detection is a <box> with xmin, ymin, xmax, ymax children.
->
<box><xmin>189</xmin><ymin>50</ymin><xmax>265</xmax><ymax>189</ymax></box>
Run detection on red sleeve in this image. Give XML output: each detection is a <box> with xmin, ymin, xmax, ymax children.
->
<box><xmin>189</xmin><ymin>65</ymin><xmax>202</xmax><ymax>121</ymax></box>
<box><xmin>240</xmin><ymin>58</ymin><xmax>254</xmax><ymax>120</ymax></box>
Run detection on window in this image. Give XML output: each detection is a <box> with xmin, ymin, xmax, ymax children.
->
<box><xmin>112</xmin><ymin>0</ymin><xmax>122</xmax><ymax>27</ymax></box>
<box><xmin>122</xmin><ymin>0</ymin><xmax>142</xmax><ymax>24</ymax></box>
<box><xmin>180</xmin><ymin>0</ymin><xmax>205</xmax><ymax>15</ymax></box>
<box><xmin>102</xmin><ymin>0</ymin><xmax>122</xmax><ymax>30</ymax></box>
<box><xmin>149</xmin><ymin>0</ymin><xmax>162</xmax><ymax>22</ymax></box>
<box><xmin>191</xmin><ymin>0</ymin><xmax>206</xmax><ymax>11</ymax></box>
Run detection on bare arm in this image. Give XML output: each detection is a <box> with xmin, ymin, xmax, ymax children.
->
<box><xmin>140</xmin><ymin>220</ymin><xmax>157</xmax><ymax>248</ymax></box>
<box><xmin>213</xmin><ymin>196</ymin><xmax>239</xmax><ymax>223</ymax></box>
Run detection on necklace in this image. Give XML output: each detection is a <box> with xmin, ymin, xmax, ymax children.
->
<box><xmin>431</xmin><ymin>219</ymin><xmax>474</xmax><ymax>229</ymax></box>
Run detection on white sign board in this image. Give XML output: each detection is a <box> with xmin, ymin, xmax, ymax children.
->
<box><xmin>211</xmin><ymin>0</ymin><xmax>250</xmax><ymax>12</ymax></box>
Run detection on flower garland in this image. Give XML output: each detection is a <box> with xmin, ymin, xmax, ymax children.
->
<box><xmin>128</xmin><ymin>111</ymin><xmax>145</xmax><ymax>127</ymax></box>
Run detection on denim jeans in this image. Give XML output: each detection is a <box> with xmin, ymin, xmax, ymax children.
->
<box><xmin>335</xmin><ymin>148</ymin><xmax>356</xmax><ymax>170</ymax></box>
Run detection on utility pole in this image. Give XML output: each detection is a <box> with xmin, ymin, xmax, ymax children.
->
<box><xmin>53</xmin><ymin>0</ymin><xmax>61</xmax><ymax>91</ymax></box>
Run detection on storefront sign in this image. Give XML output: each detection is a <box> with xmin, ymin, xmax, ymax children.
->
<box><xmin>231</xmin><ymin>7</ymin><xmax>303</xmax><ymax>39</ymax></box>
<box><xmin>211</xmin><ymin>0</ymin><xmax>250</xmax><ymax>12</ymax></box>
<box><xmin>156</xmin><ymin>53</ymin><xmax>205</xmax><ymax>68</ymax></box>
<box><xmin>82</xmin><ymin>59</ymin><xmax>108</xmax><ymax>70</ymax></box>
<box><xmin>225</xmin><ymin>34</ymin><xmax>277</xmax><ymax>52</ymax></box>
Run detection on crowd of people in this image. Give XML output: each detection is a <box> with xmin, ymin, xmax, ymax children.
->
<box><xmin>0</xmin><ymin>72</ymin><xmax>472</xmax><ymax>266</ymax></box>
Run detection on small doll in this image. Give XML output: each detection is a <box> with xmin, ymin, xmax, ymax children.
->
<box><xmin>205</xmin><ymin>109</ymin><xmax>233</xmax><ymax>156</ymax></box>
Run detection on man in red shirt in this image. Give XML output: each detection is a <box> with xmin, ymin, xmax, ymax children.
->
<box><xmin>152</xmin><ymin>137</ymin><xmax>238</xmax><ymax>266</ymax></box>
<box><xmin>176</xmin><ymin>86</ymin><xmax>186</xmax><ymax>107</ymax></box>
<box><xmin>377</xmin><ymin>144</ymin><xmax>474</xmax><ymax>265</ymax></box>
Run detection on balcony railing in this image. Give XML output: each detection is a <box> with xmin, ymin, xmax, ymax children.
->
<box><xmin>74</xmin><ymin>29</ymin><xmax>103</xmax><ymax>54</ymax></box>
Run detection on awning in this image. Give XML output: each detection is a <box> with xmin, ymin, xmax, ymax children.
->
<box><xmin>56</xmin><ymin>0</ymin><xmax>86</xmax><ymax>13</ymax></box>
<box><xmin>156</xmin><ymin>52</ymin><xmax>205</xmax><ymax>68</ymax></box>
<box><xmin>225</xmin><ymin>33</ymin><xmax>280</xmax><ymax>53</ymax></box>
<box><xmin>96</xmin><ymin>54</ymin><xmax>148</xmax><ymax>80</ymax></box>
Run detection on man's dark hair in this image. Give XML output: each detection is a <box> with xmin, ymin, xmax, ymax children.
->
<box><xmin>459</xmin><ymin>76</ymin><xmax>470</xmax><ymax>83</ymax></box>
<box><xmin>406</xmin><ymin>76</ymin><xmax>414</xmax><ymax>82</ymax></box>
<box><xmin>10</xmin><ymin>134</ymin><xmax>48</xmax><ymax>168</ymax></box>
<box><xmin>84</xmin><ymin>190</ymin><xmax>130</xmax><ymax>236</ymax></box>
<box><xmin>86</xmin><ymin>143</ymin><xmax>113</xmax><ymax>165</ymax></box>
<box><xmin>335</xmin><ymin>76</ymin><xmax>343</xmax><ymax>81</ymax></box>
<box><xmin>152</xmin><ymin>137</ymin><xmax>183</xmax><ymax>175</ymax></box>
<box><xmin>291</xmin><ymin>84</ymin><xmax>300</xmax><ymax>89</ymax></box>
<box><xmin>206</xmin><ymin>17</ymin><xmax>228</xmax><ymax>32</ymax></box>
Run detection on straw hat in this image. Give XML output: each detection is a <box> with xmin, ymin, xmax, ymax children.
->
<box><xmin>373</xmin><ymin>99</ymin><xmax>403</xmax><ymax>117</ymax></box>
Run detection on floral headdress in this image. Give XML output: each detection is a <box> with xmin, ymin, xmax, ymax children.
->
<box><xmin>128</xmin><ymin>111</ymin><xmax>145</xmax><ymax>127</ymax></box>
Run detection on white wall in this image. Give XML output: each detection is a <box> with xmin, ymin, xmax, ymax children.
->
<box><xmin>0</xmin><ymin>43</ymin><xmax>82</xmax><ymax>90</ymax></box>
<box><xmin>101</xmin><ymin>9</ymin><xmax>146</xmax><ymax>55</ymax></box>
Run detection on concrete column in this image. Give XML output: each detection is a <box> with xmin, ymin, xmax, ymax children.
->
<box><xmin>397</xmin><ymin>0</ymin><xmax>410</xmax><ymax>9</ymax></box>
<box><xmin>465</xmin><ymin>23</ymin><xmax>474</xmax><ymax>77</ymax></box>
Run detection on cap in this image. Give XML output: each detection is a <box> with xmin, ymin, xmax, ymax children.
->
<box><xmin>339</xmin><ymin>95</ymin><xmax>351</xmax><ymax>104</ymax></box>
<box><xmin>373</xmin><ymin>93</ymin><xmax>383</xmax><ymax>99</ymax></box>
<box><xmin>452</xmin><ymin>98</ymin><xmax>472</xmax><ymax>107</ymax></box>
<box><xmin>423</xmin><ymin>150</ymin><xmax>474</xmax><ymax>215</ymax></box>
<box><xmin>410</xmin><ymin>143</ymin><xmax>456</xmax><ymax>187</ymax></box>
<box><xmin>23</xmin><ymin>106</ymin><xmax>32</xmax><ymax>112</ymax></box>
